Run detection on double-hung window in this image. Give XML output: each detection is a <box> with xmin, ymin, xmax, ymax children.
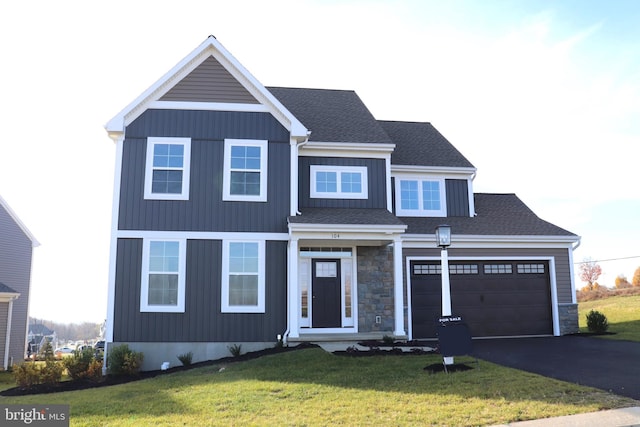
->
<box><xmin>221</xmin><ymin>240</ymin><xmax>265</xmax><ymax>313</ymax></box>
<box><xmin>223</xmin><ymin>139</ymin><xmax>268</xmax><ymax>202</ymax></box>
<box><xmin>394</xmin><ymin>177</ymin><xmax>445</xmax><ymax>216</ymax></box>
<box><xmin>310</xmin><ymin>165</ymin><xmax>368</xmax><ymax>199</ymax></box>
<box><xmin>144</xmin><ymin>137</ymin><xmax>191</xmax><ymax>200</ymax></box>
<box><xmin>140</xmin><ymin>239</ymin><xmax>186</xmax><ymax>313</ymax></box>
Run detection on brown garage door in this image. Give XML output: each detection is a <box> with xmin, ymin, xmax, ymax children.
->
<box><xmin>410</xmin><ymin>261</ymin><xmax>552</xmax><ymax>339</ymax></box>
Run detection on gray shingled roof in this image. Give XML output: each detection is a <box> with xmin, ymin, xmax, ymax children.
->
<box><xmin>0</xmin><ymin>282</ymin><xmax>18</xmax><ymax>294</ymax></box>
<box><xmin>402</xmin><ymin>193</ymin><xmax>577</xmax><ymax>236</ymax></box>
<box><xmin>379</xmin><ymin>121</ymin><xmax>475</xmax><ymax>168</ymax></box>
<box><xmin>289</xmin><ymin>208</ymin><xmax>406</xmax><ymax>226</ymax></box>
<box><xmin>267</xmin><ymin>87</ymin><xmax>392</xmax><ymax>143</ymax></box>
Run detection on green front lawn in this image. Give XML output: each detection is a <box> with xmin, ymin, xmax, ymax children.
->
<box><xmin>579</xmin><ymin>294</ymin><xmax>640</xmax><ymax>342</ymax></box>
<box><xmin>1</xmin><ymin>348</ymin><xmax>636</xmax><ymax>426</ymax></box>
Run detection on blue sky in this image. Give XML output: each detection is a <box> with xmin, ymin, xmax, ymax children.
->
<box><xmin>1</xmin><ymin>0</ymin><xmax>638</xmax><ymax>323</ymax></box>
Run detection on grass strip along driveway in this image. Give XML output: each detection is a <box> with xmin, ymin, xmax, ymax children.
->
<box><xmin>1</xmin><ymin>348</ymin><xmax>636</xmax><ymax>426</ymax></box>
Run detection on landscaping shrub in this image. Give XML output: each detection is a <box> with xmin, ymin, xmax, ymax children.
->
<box><xmin>177</xmin><ymin>351</ymin><xmax>193</xmax><ymax>366</ymax></box>
<box><xmin>228</xmin><ymin>344</ymin><xmax>242</xmax><ymax>357</ymax></box>
<box><xmin>107</xmin><ymin>344</ymin><xmax>144</xmax><ymax>376</ymax></box>
<box><xmin>40</xmin><ymin>360</ymin><xmax>64</xmax><ymax>385</ymax></box>
<box><xmin>13</xmin><ymin>362</ymin><xmax>41</xmax><ymax>388</ymax></box>
<box><xmin>64</xmin><ymin>348</ymin><xmax>102</xmax><ymax>381</ymax></box>
<box><xmin>586</xmin><ymin>310</ymin><xmax>609</xmax><ymax>334</ymax></box>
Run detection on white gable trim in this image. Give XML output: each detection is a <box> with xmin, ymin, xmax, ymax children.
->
<box><xmin>0</xmin><ymin>196</ymin><xmax>39</xmax><ymax>247</ymax></box>
<box><xmin>105</xmin><ymin>36</ymin><xmax>307</xmax><ymax>140</ymax></box>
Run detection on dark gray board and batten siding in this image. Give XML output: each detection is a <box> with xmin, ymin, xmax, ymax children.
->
<box><xmin>119</xmin><ymin>109</ymin><xmax>291</xmax><ymax>233</ymax></box>
<box><xmin>113</xmin><ymin>239</ymin><xmax>287</xmax><ymax>342</ymax></box>
<box><xmin>298</xmin><ymin>157</ymin><xmax>388</xmax><ymax>209</ymax></box>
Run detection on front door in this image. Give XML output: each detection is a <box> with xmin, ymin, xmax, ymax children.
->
<box><xmin>312</xmin><ymin>259</ymin><xmax>341</xmax><ymax>328</ymax></box>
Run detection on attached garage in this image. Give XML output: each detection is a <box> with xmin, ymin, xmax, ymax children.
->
<box><xmin>410</xmin><ymin>260</ymin><xmax>553</xmax><ymax>339</ymax></box>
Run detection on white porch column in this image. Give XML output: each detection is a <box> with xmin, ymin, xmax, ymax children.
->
<box><xmin>288</xmin><ymin>237</ymin><xmax>300</xmax><ymax>339</ymax></box>
<box><xmin>392</xmin><ymin>237</ymin><xmax>406</xmax><ymax>337</ymax></box>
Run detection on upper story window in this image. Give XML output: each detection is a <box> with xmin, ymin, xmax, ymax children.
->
<box><xmin>140</xmin><ymin>239</ymin><xmax>186</xmax><ymax>313</ymax></box>
<box><xmin>394</xmin><ymin>177</ymin><xmax>445</xmax><ymax>217</ymax></box>
<box><xmin>310</xmin><ymin>165</ymin><xmax>368</xmax><ymax>199</ymax></box>
<box><xmin>144</xmin><ymin>137</ymin><xmax>191</xmax><ymax>200</ymax></box>
<box><xmin>223</xmin><ymin>139</ymin><xmax>268</xmax><ymax>202</ymax></box>
<box><xmin>221</xmin><ymin>240</ymin><xmax>265</xmax><ymax>313</ymax></box>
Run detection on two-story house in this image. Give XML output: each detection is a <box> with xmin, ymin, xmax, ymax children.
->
<box><xmin>0</xmin><ymin>196</ymin><xmax>39</xmax><ymax>369</ymax></box>
<box><xmin>105</xmin><ymin>36</ymin><xmax>580</xmax><ymax>370</ymax></box>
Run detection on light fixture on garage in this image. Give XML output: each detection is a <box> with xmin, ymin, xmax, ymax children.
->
<box><xmin>436</xmin><ymin>225</ymin><xmax>454</xmax><ymax>365</ymax></box>
<box><xmin>435</xmin><ymin>224</ymin><xmax>451</xmax><ymax>249</ymax></box>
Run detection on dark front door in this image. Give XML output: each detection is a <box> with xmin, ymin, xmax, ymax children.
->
<box><xmin>312</xmin><ymin>259</ymin><xmax>341</xmax><ymax>328</ymax></box>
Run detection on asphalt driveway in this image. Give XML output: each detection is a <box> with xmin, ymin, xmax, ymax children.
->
<box><xmin>472</xmin><ymin>336</ymin><xmax>640</xmax><ymax>400</ymax></box>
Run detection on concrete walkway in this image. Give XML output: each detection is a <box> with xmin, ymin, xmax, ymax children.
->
<box><xmin>491</xmin><ymin>406</ymin><xmax>640</xmax><ymax>426</ymax></box>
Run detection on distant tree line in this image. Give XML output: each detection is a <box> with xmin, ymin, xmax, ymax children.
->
<box><xmin>29</xmin><ymin>317</ymin><xmax>102</xmax><ymax>344</ymax></box>
<box><xmin>577</xmin><ymin>259</ymin><xmax>640</xmax><ymax>302</ymax></box>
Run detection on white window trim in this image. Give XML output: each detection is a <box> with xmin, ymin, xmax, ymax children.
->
<box><xmin>221</xmin><ymin>239</ymin><xmax>266</xmax><ymax>313</ymax></box>
<box><xmin>394</xmin><ymin>176</ymin><xmax>446</xmax><ymax>217</ymax></box>
<box><xmin>144</xmin><ymin>137</ymin><xmax>191</xmax><ymax>200</ymax></box>
<box><xmin>223</xmin><ymin>139</ymin><xmax>268</xmax><ymax>202</ymax></box>
<box><xmin>140</xmin><ymin>238</ymin><xmax>186</xmax><ymax>313</ymax></box>
<box><xmin>310</xmin><ymin>165</ymin><xmax>368</xmax><ymax>199</ymax></box>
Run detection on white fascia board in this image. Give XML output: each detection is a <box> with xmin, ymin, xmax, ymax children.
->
<box><xmin>299</xmin><ymin>141</ymin><xmax>396</xmax><ymax>159</ymax></box>
<box><xmin>115</xmin><ymin>230</ymin><xmax>290</xmax><ymax>241</ymax></box>
<box><xmin>105</xmin><ymin>36</ymin><xmax>308</xmax><ymax>140</ymax></box>
<box><xmin>391</xmin><ymin>164</ymin><xmax>477</xmax><ymax>178</ymax></box>
<box><xmin>402</xmin><ymin>233</ymin><xmax>580</xmax><ymax>248</ymax></box>
<box><xmin>289</xmin><ymin>222</ymin><xmax>407</xmax><ymax>235</ymax></box>
<box><xmin>0</xmin><ymin>292</ymin><xmax>20</xmax><ymax>302</ymax></box>
<box><xmin>0</xmin><ymin>195</ymin><xmax>39</xmax><ymax>247</ymax></box>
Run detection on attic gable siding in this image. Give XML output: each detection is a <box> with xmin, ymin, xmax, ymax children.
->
<box><xmin>160</xmin><ymin>56</ymin><xmax>259</xmax><ymax>104</ymax></box>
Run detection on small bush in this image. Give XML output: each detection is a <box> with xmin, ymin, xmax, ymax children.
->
<box><xmin>40</xmin><ymin>360</ymin><xmax>64</xmax><ymax>385</ymax></box>
<box><xmin>382</xmin><ymin>335</ymin><xmax>395</xmax><ymax>345</ymax></box>
<box><xmin>108</xmin><ymin>344</ymin><xmax>144</xmax><ymax>376</ymax></box>
<box><xmin>13</xmin><ymin>362</ymin><xmax>41</xmax><ymax>388</ymax></box>
<box><xmin>177</xmin><ymin>351</ymin><xmax>193</xmax><ymax>366</ymax></box>
<box><xmin>64</xmin><ymin>348</ymin><xmax>100</xmax><ymax>380</ymax></box>
<box><xmin>228</xmin><ymin>344</ymin><xmax>242</xmax><ymax>357</ymax></box>
<box><xmin>586</xmin><ymin>310</ymin><xmax>609</xmax><ymax>334</ymax></box>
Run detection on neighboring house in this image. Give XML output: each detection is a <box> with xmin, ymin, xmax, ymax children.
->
<box><xmin>0</xmin><ymin>196</ymin><xmax>39</xmax><ymax>369</ymax></box>
<box><xmin>104</xmin><ymin>37</ymin><xmax>580</xmax><ymax>370</ymax></box>
<box><xmin>27</xmin><ymin>323</ymin><xmax>57</xmax><ymax>356</ymax></box>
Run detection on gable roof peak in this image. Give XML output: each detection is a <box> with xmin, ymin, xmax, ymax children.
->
<box><xmin>105</xmin><ymin>37</ymin><xmax>307</xmax><ymax>140</ymax></box>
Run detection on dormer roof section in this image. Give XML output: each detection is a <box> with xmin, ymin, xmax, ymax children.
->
<box><xmin>105</xmin><ymin>36</ymin><xmax>308</xmax><ymax>141</ymax></box>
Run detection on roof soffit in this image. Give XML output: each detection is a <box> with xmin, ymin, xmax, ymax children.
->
<box><xmin>105</xmin><ymin>37</ymin><xmax>308</xmax><ymax>139</ymax></box>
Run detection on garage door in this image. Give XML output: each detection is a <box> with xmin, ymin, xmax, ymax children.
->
<box><xmin>410</xmin><ymin>261</ymin><xmax>552</xmax><ymax>339</ymax></box>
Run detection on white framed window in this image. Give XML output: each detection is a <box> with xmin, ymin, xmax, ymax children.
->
<box><xmin>144</xmin><ymin>137</ymin><xmax>191</xmax><ymax>200</ymax></box>
<box><xmin>223</xmin><ymin>139</ymin><xmax>268</xmax><ymax>202</ymax></box>
<box><xmin>310</xmin><ymin>165</ymin><xmax>368</xmax><ymax>199</ymax></box>
<box><xmin>394</xmin><ymin>177</ymin><xmax>445</xmax><ymax>216</ymax></box>
<box><xmin>140</xmin><ymin>238</ymin><xmax>186</xmax><ymax>313</ymax></box>
<box><xmin>221</xmin><ymin>240</ymin><xmax>265</xmax><ymax>313</ymax></box>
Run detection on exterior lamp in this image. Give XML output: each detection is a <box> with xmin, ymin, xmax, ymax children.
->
<box><xmin>436</xmin><ymin>225</ymin><xmax>454</xmax><ymax>365</ymax></box>
<box><xmin>435</xmin><ymin>225</ymin><xmax>451</xmax><ymax>248</ymax></box>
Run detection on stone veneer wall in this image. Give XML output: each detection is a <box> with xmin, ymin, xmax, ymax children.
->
<box><xmin>558</xmin><ymin>303</ymin><xmax>579</xmax><ymax>335</ymax></box>
<box><xmin>357</xmin><ymin>246</ymin><xmax>395</xmax><ymax>333</ymax></box>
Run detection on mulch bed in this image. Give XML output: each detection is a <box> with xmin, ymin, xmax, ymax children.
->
<box><xmin>1</xmin><ymin>343</ymin><xmax>318</xmax><ymax>397</ymax></box>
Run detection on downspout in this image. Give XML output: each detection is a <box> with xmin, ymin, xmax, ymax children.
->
<box><xmin>569</xmin><ymin>238</ymin><xmax>582</xmax><ymax>304</ymax></box>
<box><xmin>283</xmin><ymin>133</ymin><xmax>310</xmax><ymax>344</ymax></box>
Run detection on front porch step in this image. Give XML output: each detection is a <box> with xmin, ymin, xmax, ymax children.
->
<box><xmin>288</xmin><ymin>332</ymin><xmax>408</xmax><ymax>342</ymax></box>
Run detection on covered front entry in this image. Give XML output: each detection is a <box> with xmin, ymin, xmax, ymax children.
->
<box><xmin>410</xmin><ymin>260</ymin><xmax>553</xmax><ymax>338</ymax></box>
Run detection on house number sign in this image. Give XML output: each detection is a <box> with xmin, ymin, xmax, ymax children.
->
<box><xmin>331</xmin><ymin>233</ymin><xmax>340</xmax><ymax>239</ymax></box>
